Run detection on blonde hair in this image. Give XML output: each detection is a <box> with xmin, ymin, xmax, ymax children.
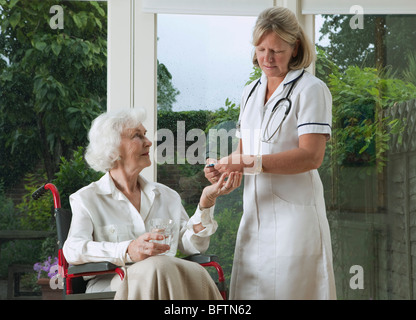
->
<box><xmin>252</xmin><ymin>7</ymin><xmax>315</xmax><ymax>70</ymax></box>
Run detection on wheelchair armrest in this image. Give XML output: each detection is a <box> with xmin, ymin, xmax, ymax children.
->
<box><xmin>183</xmin><ymin>253</ymin><xmax>219</xmax><ymax>264</ymax></box>
<box><xmin>68</xmin><ymin>262</ymin><xmax>119</xmax><ymax>275</ymax></box>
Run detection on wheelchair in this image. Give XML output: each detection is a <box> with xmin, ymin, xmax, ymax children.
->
<box><xmin>32</xmin><ymin>183</ymin><xmax>227</xmax><ymax>300</ymax></box>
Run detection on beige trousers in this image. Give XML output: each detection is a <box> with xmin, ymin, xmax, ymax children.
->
<box><xmin>88</xmin><ymin>256</ymin><xmax>222</xmax><ymax>300</ymax></box>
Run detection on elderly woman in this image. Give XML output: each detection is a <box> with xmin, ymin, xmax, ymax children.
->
<box><xmin>205</xmin><ymin>7</ymin><xmax>336</xmax><ymax>299</ymax></box>
<box><xmin>63</xmin><ymin>108</ymin><xmax>242</xmax><ymax>300</ymax></box>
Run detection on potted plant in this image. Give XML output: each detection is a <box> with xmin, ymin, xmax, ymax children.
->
<box><xmin>33</xmin><ymin>256</ymin><xmax>63</xmax><ymax>300</ymax></box>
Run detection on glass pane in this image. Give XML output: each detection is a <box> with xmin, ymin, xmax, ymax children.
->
<box><xmin>157</xmin><ymin>14</ymin><xmax>256</xmax><ymax>111</ymax></box>
<box><xmin>316</xmin><ymin>13</ymin><xmax>416</xmax><ymax>300</ymax></box>
<box><xmin>157</xmin><ymin>14</ymin><xmax>256</xmax><ymax>286</ymax></box>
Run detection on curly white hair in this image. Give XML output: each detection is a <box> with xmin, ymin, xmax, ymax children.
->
<box><xmin>85</xmin><ymin>108</ymin><xmax>147</xmax><ymax>173</ymax></box>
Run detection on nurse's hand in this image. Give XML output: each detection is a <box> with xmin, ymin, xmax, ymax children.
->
<box><xmin>214</xmin><ymin>154</ymin><xmax>254</xmax><ymax>174</ymax></box>
<box><xmin>204</xmin><ymin>158</ymin><xmax>221</xmax><ymax>184</ymax></box>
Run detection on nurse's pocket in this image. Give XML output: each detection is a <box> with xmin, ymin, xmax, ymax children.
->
<box><xmin>272</xmin><ymin>194</ymin><xmax>322</xmax><ymax>256</ymax></box>
<box><xmin>271</xmin><ymin>173</ymin><xmax>315</xmax><ymax>206</ymax></box>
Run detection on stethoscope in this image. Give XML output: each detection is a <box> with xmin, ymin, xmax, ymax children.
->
<box><xmin>237</xmin><ymin>70</ymin><xmax>305</xmax><ymax>143</ymax></box>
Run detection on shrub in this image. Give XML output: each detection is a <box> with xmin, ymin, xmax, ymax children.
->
<box><xmin>16</xmin><ymin>172</ymin><xmax>52</xmax><ymax>231</ymax></box>
<box><xmin>54</xmin><ymin>146</ymin><xmax>103</xmax><ymax>209</ymax></box>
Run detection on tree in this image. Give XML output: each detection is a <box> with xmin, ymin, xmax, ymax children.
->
<box><xmin>318</xmin><ymin>15</ymin><xmax>416</xmax><ymax>210</ymax></box>
<box><xmin>157</xmin><ymin>60</ymin><xmax>180</xmax><ymax>111</ymax></box>
<box><xmin>0</xmin><ymin>0</ymin><xmax>107</xmax><ymax>183</ymax></box>
<box><xmin>319</xmin><ymin>14</ymin><xmax>416</xmax><ymax>74</ymax></box>
<box><xmin>316</xmin><ymin>48</ymin><xmax>416</xmax><ymax>211</ymax></box>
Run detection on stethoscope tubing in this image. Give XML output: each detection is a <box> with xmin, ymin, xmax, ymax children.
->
<box><xmin>238</xmin><ymin>70</ymin><xmax>305</xmax><ymax>144</ymax></box>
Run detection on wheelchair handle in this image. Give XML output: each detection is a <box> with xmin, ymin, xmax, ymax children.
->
<box><xmin>32</xmin><ymin>183</ymin><xmax>61</xmax><ymax>209</ymax></box>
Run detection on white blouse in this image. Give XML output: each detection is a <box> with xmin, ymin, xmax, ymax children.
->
<box><xmin>63</xmin><ymin>172</ymin><xmax>217</xmax><ymax>267</ymax></box>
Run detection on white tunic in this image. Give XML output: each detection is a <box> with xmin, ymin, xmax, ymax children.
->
<box><xmin>230</xmin><ymin>69</ymin><xmax>336</xmax><ymax>300</ymax></box>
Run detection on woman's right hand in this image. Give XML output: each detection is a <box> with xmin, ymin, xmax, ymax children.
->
<box><xmin>199</xmin><ymin>171</ymin><xmax>243</xmax><ymax>209</ymax></box>
<box><xmin>127</xmin><ymin>233</ymin><xmax>170</xmax><ymax>262</ymax></box>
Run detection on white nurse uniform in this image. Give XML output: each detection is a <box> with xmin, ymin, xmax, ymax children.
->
<box><xmin>230</xmin><ymin>69</ymin><xmax>336</xmax><ymax>300</ymax></box>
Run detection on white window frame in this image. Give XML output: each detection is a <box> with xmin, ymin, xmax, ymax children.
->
<box><xmin>141</xmin><ymin>0</ymin><xmax>274</xmax><ymax>16</ymax></box>
<box><xmin>107</xmin><ymin>0</ymin><xmax>157</xmax><ymax>181</ymax></box>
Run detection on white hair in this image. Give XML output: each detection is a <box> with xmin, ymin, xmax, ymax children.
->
<box><xmin>85</xmin><ymin>108</ymin><xmax>147</xmax><ymax>173</ymax></box>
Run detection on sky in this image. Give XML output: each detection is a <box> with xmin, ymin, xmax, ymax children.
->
<box><xmin>157</xmin><ymin>14</ymin><xmax>256</xmax><ymax>111</ymax></box>
<box><xmin>157</xmin><ymin>14</ymin><xmax>326</xmax><ymax>112</ymax></box>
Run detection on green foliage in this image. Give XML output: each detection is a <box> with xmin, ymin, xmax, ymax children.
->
<box><xmin>0</xmin><ymin>176</ymin><xmax>47</xmax><ymax>278</ymax></box>
<box><xmin>157</xmin><ymin>105</ymin><xmax>244</xmax><ymax>285</ymax></box>
<box><xmin>157</xmin><ymin>100</ymin><xmax>241</xmax><ymax>144</ymax></box>
<box><xmin>206</xmin><ymin>186</ymin><xmax>243</xmax><ymax>286</ymax></box>
<box><xmin>0</xmin><ymin>238</ymin><xmax>43</xmax><ymax>279</ymax></box>
<box><xmin>319</xmin><ymin>14</ymin><xmax>416</xmax><ymax>73</ymax></box>
<box><xmin>16</xmin><ymin>172</ymin><xmax>52</xmax><ymax>231</ymax></box>
<box><xmin>54</xmin><ymin>146</ymin><xmax>103</xmax><ymax>210</ymax></box>
<box><xmin>0</xmin><ymin>182</ymin><xmax>19</xmax><ymax>230</ymax></box>
<box><xmin>157</xmin><ymin>60</ymin><xmax>180</xmax><ymax>111</ymax></box>
<box><xmin>403</xmin><ymin>52</ymin><xmax>416</xmax><ymax>86</ymax></box>
<box><xmin>315</xmin><ymin>47</ymin><xmax>339</xmax><ymax>83</ymax></box>
<box><xmin>0</xmin><ymin>0</ymin><xmax>107</xmax><ymax>181</ymax></box>
<box><xmin>206</xmin><ymin>98</ymin><xmax>240</xmax><ymax>131</ymax></box>
<box><xmin>207</xmin><ymin>208</ymin><xmax>242</xmax><ymax>285</ymax></box>
<box><xmin>245</xmin><ymin>66</ymin><xmax>262</xmax><ymax>85</ymax></box>
<box><xmin>327</xmin><ymin>65</ymin><xmax>416</xmax><ymax>172</ymax></box>
<box><xmin>158</xmin><ymin>110</ymin><xmax>213</xmax><ymax>133</ymax></box>
<box><xmin>0</xmin><ymin>147</ymin><xmax>102</xmax><ymax>230</ymax></box>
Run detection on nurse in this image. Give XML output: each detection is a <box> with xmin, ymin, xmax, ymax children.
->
<box><xmin>205</xmin><ymin>7</ymin><xmax>336</xmax><ymax>299</ymax></box>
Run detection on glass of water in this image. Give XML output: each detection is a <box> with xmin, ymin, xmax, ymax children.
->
<box><xmin>149</xmin><ymin>218</ymin><xmax>175</xmax><ymax>248</ymax></box>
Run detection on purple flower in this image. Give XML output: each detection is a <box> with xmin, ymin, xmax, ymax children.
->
<box><xmin>33</xmin><ymin>256</ymin><xmax>59</xmax><ymax>279</ymax></box>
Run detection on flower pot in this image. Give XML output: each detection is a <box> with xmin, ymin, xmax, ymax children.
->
<box><xmin>37</xmin><ymin>278</ymin><xmax>63</xmax><ymax>300</ymax></box>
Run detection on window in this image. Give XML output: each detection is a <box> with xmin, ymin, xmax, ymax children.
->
<box><xmin>315</xmin><ymin>13</ymin><xmax>416</xmax><ymax>299</ymax></box>
<box><xmin>0</xmin><ymin>0</ymin><xmax>108</xmax><ymax>291</ymax></box>
<box><xmin>156</xmin><ymin>13</ymin><xmax>256</xmax><ymax>285</ymax></box>
<box><xmin>3</xmin><ymin>0</ymin><xmax>415</xmax><ymax>300</ymax></box>
<box><xmin>157</xmin><ymin>14</ymin><xmax>256</xmax><ymax>111</ymax></box>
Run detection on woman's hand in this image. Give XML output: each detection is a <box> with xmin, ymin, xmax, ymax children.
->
<box><xmin>215</xmin><ymin>154</ymin><xmax>244</xmax><ymax>174</ymax></box>
<box><xmin>204</xmin><ymin>155</ymin><xmax>250</xmax><ymax>183</ymax></box>
<box><xmin>199</xmin><ymin>171</ymin><xmax>243</xmax><ymax>209</ymax></box>
<box><xmin>204</xmin><ymin>158</ymin><xmax>221</xmax><ymax>184</ymax></box>
<box><xmin>210</xmin><ymin>154</ymin><xmax>255</xmax><ymax>175</ymax></box>
<box><xmin>127</xmin><ymin>233</ymin><xmax>170</xmax><ymax>262</ymax></box>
